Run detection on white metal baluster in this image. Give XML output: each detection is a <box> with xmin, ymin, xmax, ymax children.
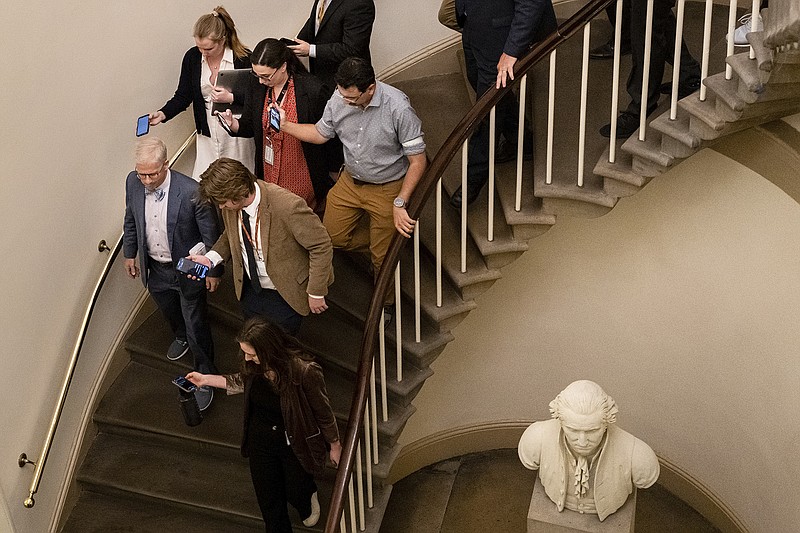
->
<box><xmin>670</xmin><ymin>0</ymin><xmax>687</xmax><ymax>120</ymax></box>
<box><xmin>515</xmin><ymin>74</ymin><xmax>527</xmax><ymax>210</ymax></box>
<box><xmin>394</xmin><ymin>265</ymin><xmax>403</xmax><ymax>382</ymax></box>
<box><xmin>379</xmin><ymin>310</ymin><xmax>388</xmax><ymax>422</ymax></box>
<box><xmin>356</xmin><ymin>441</ymin><xmax>365</xmax><ymax>531</ymax></box>
<box><xmin>436</xmin><ymin>178</ymin><xmax>442</xmax><ymax>308</ymax></box>
<box><xmin>546</xmin><ymin>50</ymin><xmax>556</xmax><ymax>182</ymax></box>
<box><xmin>699</xmin><ymin>0</ymin><xmax>713</xmax><ymax>101</ymax></box>
<box><xmin>639</xmin><ymin>0</ymin><xmax>655</xmax><ymax>141</ymax></box>
<box><xmin>488</xmin><ymin>106</ymin><xmax>496</xmax><ymax>242</ymax></box>
<box><xmin>608</xmin><ymin>0</ymin><xmax>623</xmax><ymax>162</ymax></box>
<box><xmin>347</xmin><ymin>477</ymin><xmax>357</xmax><ymax>533</ymax></box>
<box><xmin>578</xmin><ymin>23</ymin><xmax>590</xmax><ymax>187</ymax></box>
<box><xmin>370</xmin><ymin>358</ymin><xmax>378</xmax><ymax>463</ymax></box>
<box><xmin>749</xmin><ymin>0</ymin><xmax>759</xmax><ymax>59</ymax></box>
<box><xmin>340</xmin><ymin>514</ymin><xmax>347</xmax><ymax>532</ymax></box>
<box><xmin>413</xmin><ymin>224</ymin><xmax>421</xmax><ymax>344</ymax></box>
<box><xmin>726</xmin><ymin>0</ymin><xmax>738</xmax><ymax>80</ymax></box>
<box><xmin>460</xmin><ymin>141</ymin><xmax>467</xmax><ymax>273</ymax></box>
<box><xmin>363</xmin><ymin>402</ymin><xmax>373</xmax><ymax>508</ymax></box>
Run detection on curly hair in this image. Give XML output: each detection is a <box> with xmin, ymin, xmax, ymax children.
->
<box><xmin>549</xmin><ymin>380</ymin><xmax>618</xmax><ymax>426</ymax></box>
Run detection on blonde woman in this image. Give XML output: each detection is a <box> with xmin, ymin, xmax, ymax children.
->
<box><xmin>149</xmin><ymin>6</ymin><xmax>255</xmax><ymax>179</ymax></box>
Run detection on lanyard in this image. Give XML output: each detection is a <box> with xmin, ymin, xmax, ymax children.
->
<box><xmin>267</xmin><ymin>76</ymin><xmax>291</xmax><ymax>107</ymax></box>
<box><xmin>240</xmin><ymin>208</ymin><xmax>262</xmax><ymax>260</ymax></box>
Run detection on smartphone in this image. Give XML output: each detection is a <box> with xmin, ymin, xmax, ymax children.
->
<box><xmin>216</xmin><ymin>112</ymin><xmax>233</xmax><ymax>135</ymax></box>
<box><xmin>176</xmin><ymin>257</ymin><xmax>209</xmax><ymax>279</ymax></box>
<box><xmin>280</xmin><ymin>38</ymin><xmax>299</xmax><ymax>46</ymax></box>
<box><xmin>136</xmin><ymin>114</ymin><xmax>150</xmax><ymax>137</ymax></box>
<box><xmin>172</xmin><ymin>376</ymin><xmax>197</xmax><ymax>393</ymax></box>
<box><xmin>269</xmin><ymin>106</ymin><xmax>281</xmax><ymax>132</ymax></box>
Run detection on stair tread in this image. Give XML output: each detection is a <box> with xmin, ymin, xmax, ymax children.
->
<box><xmin>649</xmin><ymin>110</ymin><xmax>701</xmax><ymax>150</ymax></box>
<box><xmin>621</xmin><ymin>129</ymin><xmax>674</xmax><ymax>168</ymax></box>
<box><xmin>593</xmin><ymin>148</ymin><xmax>650</xmax><ymax>188</ymax></box>
<box><xmin>62</xmin><ymin>489</ymin><xmax>263</xmax><ymax>533</ymax></box>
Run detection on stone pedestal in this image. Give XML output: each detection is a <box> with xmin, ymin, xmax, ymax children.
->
<box><xmin>527</xmin><ymin>478</ymin><xmax>636</xmax><ymax>533</ymax></box>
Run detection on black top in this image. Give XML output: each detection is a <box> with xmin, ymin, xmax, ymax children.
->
<box><xmin>159</xmin><ymin>47</ymin><xmax>251</xmax><ymax>137</ymax></box>
<box><xmin>246</xmin><ymin>375</ymin><xmax>284</xmax><ymax>445</ymax></box>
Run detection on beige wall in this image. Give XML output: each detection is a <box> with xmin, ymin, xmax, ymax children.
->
<box><xmin>0</xmin><ymin>1</ymin><xmax>452</xmax><ymax>531</ymax></box>
<box><xmin>399</xmin><ymin>148</ymin><xmax>800</xmax><ymax>532</ymax></box>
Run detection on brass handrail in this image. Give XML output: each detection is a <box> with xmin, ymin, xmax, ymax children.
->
<box><xmin>323</xmin><ymin>0</ymin><xmax>615</xmax><ymax>529</ymax></box>
<box><xmin>19</xmin><ymin>132</ymin><xmax>196</xmax><ymax>509</ymax></box>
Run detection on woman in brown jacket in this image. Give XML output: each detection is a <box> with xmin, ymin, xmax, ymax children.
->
<box><xmin>186</xmin><ymin>317</ymin><xmax>341</xmax><ymax>531</ymax></box>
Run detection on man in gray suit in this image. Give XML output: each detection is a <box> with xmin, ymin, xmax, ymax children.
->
<box><xmin>123</xmin><ymin>137</ymin><xmax>221</xmax><ymax>410</ymax></box>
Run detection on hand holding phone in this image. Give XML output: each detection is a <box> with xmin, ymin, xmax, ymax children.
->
<box><xmin>173</xmin><ymin>376</ymin><xmax>197</xmax><ymax>393</ymax></box>
<box><xmin>136</xmin><ymin>114</ymin><xmax>150</xmax><ymax>137</ymax></box>
<box><xmin>269</xmin><ymin>106</ymin><xmax>281</xmax><ymax>132</ymax></box>
<box><xmin>280</xmin><ymin>38</ymin><xmax>299</xmax><ymax>46</ymax></box>
<box><xmin>216</xmin><ymin>112</ymin><xmax>234</xmax><ymax>135</ymax></box>
<box><xmin>176</xmin><ymin>257</ymin><xmax>209</xmax><ymax>279</ymax></box>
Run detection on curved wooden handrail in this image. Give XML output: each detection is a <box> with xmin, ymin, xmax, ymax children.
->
<box><xmin>324</xmin><ymin>0</ymin><xmax>615</xmax><ymax>529</ymax></box>
<box><xmin>20</xmin><ymin>132</ymin><xmax>196</xmax><ymax>509</ymax></box>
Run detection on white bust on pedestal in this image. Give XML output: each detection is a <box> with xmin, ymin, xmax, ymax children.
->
<box><xmin>518</xmin><ymin>380</ymin><xmax>660</xmax><ymax>522</ymax></box>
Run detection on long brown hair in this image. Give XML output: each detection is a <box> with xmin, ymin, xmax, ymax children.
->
<box><xmin>193</xmin><ymin>6</ymin><xmax>249</xmax><ymax>59</ymax></box>
<box><xmin>236</xmin><ymin>317</ymin><xmax>312</xmax><ymax>392</ymax></box>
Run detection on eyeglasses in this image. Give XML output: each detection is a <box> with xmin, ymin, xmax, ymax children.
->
<box><xmin>136</xmin><ymin>163</ymin><xmax>166</xmax><ymax>180</ymax></box>
<box><xmin>251</xmin><ymin>64</ymin><xmax>284</xmax><ymax>82</ymax></box>
<box><xmin>336</xmin><ymin>88</ymin><xmax>364</xmax><ymax>103</ymax></box>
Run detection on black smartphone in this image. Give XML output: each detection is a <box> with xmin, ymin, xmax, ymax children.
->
<box><xmin>216</xmin><ymin>112</ymin><xmax>233</xmax><ymax>135</ymax></box>
<box><xmin>136</xmin><ymin>114</ymin><xmax>150</xmax><ymax>137</ymax></box>
<box><xmin>269</xmin><ymin>106</ymin><xmax>281</xmax><ymax>132</ymax></box>
<box><xmin>172</xmin><ymin>376</ymin><xmax>197</xmax><ymax>393</ymax></box>
<box><xmin>280</xmin><ymin>38</ymin><xmax>299</xmax><ymax>46</ymax></box>
<box><xmin>176</xmin><ymin>257</ymin><xmax>209</xmax><ymax>279</ymax></box>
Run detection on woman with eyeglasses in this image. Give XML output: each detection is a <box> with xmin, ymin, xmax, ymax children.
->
<box><xmin>147</xmin><ymin>6</ymin><xmax>256</xmax><ymax>179</ymax></box>
<box><xmin>218</xmin><ymin>38</ymin><xmax>339</xmax><ymax>213</ymax></box>
<box><xmin>185</xmin><ymin>316</ymin><xmax>341</xmax><ymax>531</ymax></box>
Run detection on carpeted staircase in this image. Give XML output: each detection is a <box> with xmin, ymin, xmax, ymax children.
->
<box><xmin>61</xmin><ymin>4</ymin><xmax>800</xmax><ymax>532</ymax></box>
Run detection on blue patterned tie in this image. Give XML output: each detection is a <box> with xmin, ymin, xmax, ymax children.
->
<box><xmin>147</xmin><ymin>188</ymin><xmax>165</xmax><ymax>201</ymax></box>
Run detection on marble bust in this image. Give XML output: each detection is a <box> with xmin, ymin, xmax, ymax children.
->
<box><xmin>518</xmin><ymin>380</ymin><xmax>660</xmax><ymax>521</ymax></box>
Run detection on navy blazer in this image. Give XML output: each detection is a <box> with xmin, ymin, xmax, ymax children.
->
<box><xmin>297</xmin><ymin>0</ymin><xmax>375</xmax><ymax>89</ymax></box>
<box><xmin>456</xmin><ymin>0</ymin><xmax>557</xmax><ymax>59</ymax></box>
<box><xmin>159</xmin><ymin>47</ymin><xmax>251</xmax><ymax>137</ymax></box>
<box><xmin>235</xmin><ymin>72</ymin><xmax>336</xmax><ymax>200</ymax></box>
<box><xmin>123</xmin><ymin>170</ymin><xmax>222</xmax><ymax>286</ymax></box>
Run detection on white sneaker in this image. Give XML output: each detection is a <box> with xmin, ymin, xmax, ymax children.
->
<box><xmin>729</xmin><ymin>12</ymin><xmax>762</xmax><ymax>47</ymax></box>
<box><xmin>302</xmin><ymin>492</ymin><xmax>320</xmax><ymax>527</ymax></box>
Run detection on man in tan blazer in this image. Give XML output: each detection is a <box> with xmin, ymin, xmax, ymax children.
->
<box><xmin>190</xmin><ymin>158</ymin><xmax>333</xmax><ymax>335</ymax></box>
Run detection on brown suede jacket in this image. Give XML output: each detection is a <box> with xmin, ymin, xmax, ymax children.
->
<box><xmin>225</xmin><ymin>357</ymin><xmax>339</xmax><ymax>476</ymax></box>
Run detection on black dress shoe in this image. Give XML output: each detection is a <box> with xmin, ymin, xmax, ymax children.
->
<box><xmin>599</xmin><ymin>111</ymin><xmax>641</xmax><ymax>139</ymax></box>
<box><xmin>659</xmin><ymin>79</ymin><xmax>701</xmax><ymax>99</ymax></box>
<box><xmin>589</xmin><ymin>39</ymin><xmax>631</xmax><ymax>60</ymax></box>
<box><xmin>449</xmin><ymin>183</ymin><xmax>484</xmax><ymax>209</ymax></box>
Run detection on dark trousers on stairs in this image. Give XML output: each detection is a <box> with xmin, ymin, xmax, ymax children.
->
<box><xmin>248</xmin><ymin>426</ymin><xmax>317</xmax><ymax>533</ymax></box>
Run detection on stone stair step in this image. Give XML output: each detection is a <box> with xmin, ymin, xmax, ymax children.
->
<box><xmin>745</xmin><ymin>31</ymin><xmax>774</xmax><ymax>73</ymax></box>
<box><xmin>679</xmin><ymin>94</ymin><xmax>728</xmax><ymax>140</ymax></box>
<box><xmin>593</xmin><ymin>148</ymin><xmax>654</xmax><ymax>198</ymax></box>
<box><xmin>649</xmin><ymin>110</ymin><xmax>701</xmax><ymax>159</ymax></box>
<box><xmin>417</xmin><ymin>194</ymin><xmax>502</xmax><ymax>301</ymax></box>
<box><xmin>533</xmin><ymin>168</ymin><xmax>616</xmax><ymax>218</ymax></box>
<box><xmin>449</xmin><ymin>176</ymin><xmax>529</xmax><ymax>269</ymax></box>
<box><xmin>62</xmin><ymin>488</ymin><xmax>264</xmax><ymax>533</ymax></box>
<box><xmin>493</xmin><ymin>164</ymin><xmax>556</xmax><ymax>241</ymax></box>
<box><xmin>727</xmin><ymin>53</ymin><xmax>765</xmax><ymax>94</ymax></box>
<box><xmin>704</xmin><ymin>72</ymin><xmax>748</xmax><ymax>118</ymax></box>
<box><xmin>621</xmin><ymin>129</ymin><xmax>674</xmax><ymax>171</ymax></box>
<box><xmin>397</xmin><ymin>245</ymin><xmax>478</xmax><ymax>333</ymax></box>
<box><xmin>298</xmin><ymin>304</ymin><xmax>433</xmax><ymax>408</ymax></box>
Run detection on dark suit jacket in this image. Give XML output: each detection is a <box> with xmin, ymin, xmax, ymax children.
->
<box><xmin>297</xmin><ymin>0</ymin><xmax>375</xmax><ymax>89</ymax></box>
<box><xmin>159</xmin><ymin>47</ymin><xmax>251</xmax><ymax>137</ymax></box>
<box><xmin>225</xmin><ymin>357</ymin><xmax>339</xmax><ymax>475</ymax></box>
<box><xmin>235</xmin><ymin>72</ymin><xmax>335</xmax><ymax>200</ymax></box>
<box><xmin>123</xmin><ymin>170</ymin><xmax>222</xmax><ymax>287</ymax></box>
<box><xmin>210</xmin><ymin>181</ymin><xmax>334</xmax><ymax>315</ymax></box>
<box><xmin>456</xmin><ymin>0</ymin><xmax>556</xmax><ymax>59</ymax></box>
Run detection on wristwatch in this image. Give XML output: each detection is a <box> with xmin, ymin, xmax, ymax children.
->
<box><xmin>393</xmin><ymin>197</ymin><xmax>407</xmax><ymax>208</ymax></box>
